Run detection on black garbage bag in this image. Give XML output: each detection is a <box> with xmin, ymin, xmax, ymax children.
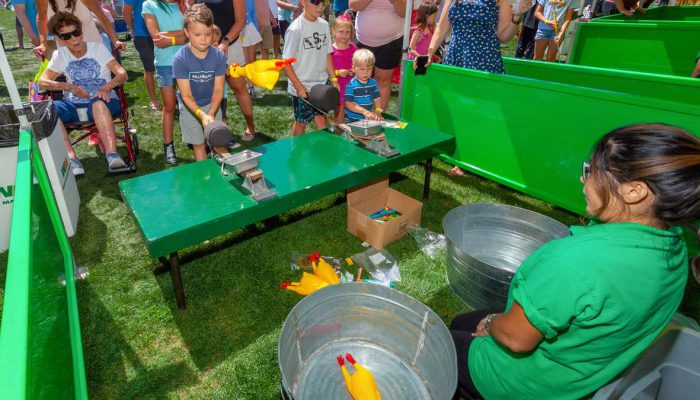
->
<box><xmin>0</xmin><ymin>100</ymin><xmax>58</xmax><ymax>148</ymax></box>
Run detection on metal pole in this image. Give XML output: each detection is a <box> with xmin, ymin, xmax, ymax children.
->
<box><xmin>0</xmin><ymin>44</ymin><xmax>30</xmax><ymax>130</ymax></box>
<box><xmin>397</xmin><ymin>0</ymin><xmax>415</xmax><ymax>117</ymax></box>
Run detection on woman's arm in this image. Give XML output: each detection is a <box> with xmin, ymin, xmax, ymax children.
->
<box><xmin>389</xmin><ymin>0</ymin><xmax>406</xmax><ymax>17</ymax></box>
<box><xmin>615</xmin><ymin>0</ymin><xmax>633</xmax><ymax>16</ymax></box>
<box><xmin>39</xmin><ymin>67</ymin><xmax>92</xmax><ymax>98</ymax></box>
<box><xmin>144</xmin><ymin>14</ymin><xmax>186</xmax><ymax>48</ymax></box>
<box><xmin>94</xmin><ymin>59</ymin><xmax>127</xmax><ymax>100</ymax></box>
<box><xmin>81</xmin><ymin>0</ymin><xmax>125</xmax><ymax>49</ymax></box>
<box><xmin>555</xmin><ymin>8</ymin><xmax>574</xmax><ymax>45</ymax></box>
<box><xmin>13</xmin><ymin>3</ymin><xmax>40</xmax><ymax>46</ymax></box>
<box><xmin>692</xmin><ymin>58</ymin><xmax>700</xmax><ymax>78</ymax></box>
<box><xmin>496</xmin><ymin>0</ymin><xmax>520</xmax><ymax>43</ymax></box>
<box><xmin>424</xmin><ymin>0</ymin><xmax>453</xmax><ymax>66</ymax></box>
<box><xmin>34</xmin><ymin>0</ymin><xmax>49</xmax><ymax>56</ymax></box>
<box><xmin>476</xmin><ymin>301</ymin><xmax>544</xmax><ymax>353</ymax></box>
<box><xmin>219</xmin><ymin>0</ymin><xmax>246</xmax><ymax>54</ymax></box>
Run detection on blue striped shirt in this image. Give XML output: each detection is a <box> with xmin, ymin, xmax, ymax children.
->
<box><xmin>344</xmin><ymin>77</ymin><xmax>380</xmax><ymax>122</ymax></box>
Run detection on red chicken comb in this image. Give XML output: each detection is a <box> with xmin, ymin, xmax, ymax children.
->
<box><xmin>275</xmin><ymin>58</ymin><xmax>297</xmax><ymax>67</ymax></box>
<box><xmin>345</xmin><ymin>353</ymin><xmax>356</xmax><ymax>364</ymax></box>
<box><xmin>281</xmin><ymin>281</ymin><xmax>291</xmax><ymax>289</ymax></box>
<box><xmin>337</xmin><ymin>355</ymin><xmax>345</xmax><ymax>366</ymax></box>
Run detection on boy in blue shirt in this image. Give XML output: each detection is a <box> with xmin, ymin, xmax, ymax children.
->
<box><xmin>173</xmin><ymin>3</ymin><xmax>230</xmax><ymax>161</ymax></box>
<box><xmin>344</xmin><ymin>49</ymin><xmax>382</xmax><ymax>122</ymax></box>
<box><xmin>282</xmin><ymin>0</ymin><xmax>339</xmax><ymax>136</ymax></box>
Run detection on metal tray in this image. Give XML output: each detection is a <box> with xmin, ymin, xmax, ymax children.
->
<box><xmin>219</xmin><ymin>150</ymin><xmax>262</xmax><ymax>174</ymax></box>
<box><xmin>347</xmin><ymin>120</ymin><xmax>384</xmax><ymax>136</ymax></box>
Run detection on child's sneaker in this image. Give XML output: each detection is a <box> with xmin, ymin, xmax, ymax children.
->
<box><xmin>228</xmin><ymin>140</ymin><xmax>241</xmax><ymax>150</ymax></box>
<box><xmin>106</xmin><ymin>152</ymin><xmax>126</xmax><ymax>171</ymax></box>
<box><xmin>70</xmin><ymin>158</ymin><xmax>84</xmax><ymax>177</ymax></box>
<box><xmin>249</xmin><ymin>86</ymin><xmax>263</xmax><ymax>99</ymax></box>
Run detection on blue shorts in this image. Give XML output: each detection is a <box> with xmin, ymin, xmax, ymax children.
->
<box><xmin>535</xmin><ymin>23</ymin><xmax>556</xmax><ymax>40</ymax></box>
<box><xmin>155</xmin><ymin>65</ymin><xmax>175</xmax><ymax>88</ymax></box>
<box><xmin>292</xmin><ymin>95</ymin><xmax>322</xmax><ymax>123</ymax></box>
<box><xmin>54</xmin><ymin>98</ymin><xmax>122</xmax><ymax>124</ymax></box>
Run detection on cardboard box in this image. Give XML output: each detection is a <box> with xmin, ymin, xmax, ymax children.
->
<box><xmin>347</xmin><ymin>177</ymin><xmax>423</xmax><ymax>249</ymax></box>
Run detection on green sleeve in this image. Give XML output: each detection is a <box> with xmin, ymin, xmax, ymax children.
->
<box><xmin>509</xmin><ymin>249</ymin><xmax>594</xmax><ymax>340</ymax></box>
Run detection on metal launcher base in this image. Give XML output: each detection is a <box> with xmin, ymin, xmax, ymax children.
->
<box><xmin>240</xmin><ymin>169</ymin><xmax>277</xmax><ymax>201</ymax></box>
<box><xmin>341</xmin><ymin>129</ymin><xmax>400</xmax><ymax>158</ymax></box>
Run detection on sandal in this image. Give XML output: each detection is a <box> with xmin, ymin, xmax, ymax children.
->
<box><xmin>242</xmin><ymin>132</ymin><xmax>255</xmax><ymax>141</ymax></box>
<box><xmin>448</xmin><ymin>166</ymin><xmax>466</xmax><ymax>177</ymax></box>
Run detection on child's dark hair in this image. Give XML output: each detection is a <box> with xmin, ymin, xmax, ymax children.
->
<box><xmin>415</xmin><ymin>3</ymin><xmax>439</xmax><ymax>30</ymax></box>
<box><xmin>184</xmin><ymin>3</ymin><xmax>213</xmax><ymax>29</ymax></box>
<box><xmin>588</xmin><ymin>123</ymin><xmax>700</xmax><ymax>237</ymax></box>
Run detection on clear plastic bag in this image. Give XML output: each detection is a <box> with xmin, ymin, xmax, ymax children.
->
<box><xmin>351</xmin><ymin>248</ymin><xmax>401</xmax><ymax>283</ymax></box>
<box><xmin>407</xmin><ymin>226</ymin><xmax>446</xmax><ymax>260</ymax></box>
<box><xmin>290</xmin><ymin>252</ymin><xmax>342</xmax><ymax>272</ymax></box>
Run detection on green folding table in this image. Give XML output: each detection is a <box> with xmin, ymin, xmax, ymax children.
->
<box><xmin>120</xmin><ymin>123</ymin><xmax>454</xmax><ymax>308</ymax></box>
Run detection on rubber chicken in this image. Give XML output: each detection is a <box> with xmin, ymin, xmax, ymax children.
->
<box><xmin>337</xmin><ymin>353</ymin><xmax>382</xmax><ymax>400</ymax></box>
<box><xmin>281</xmin><ymin>272</ymin><xmax>329</xmax><ymax>296</ymax></box>
<box><xmin>228</xmin><ymin>58</ymin><xmax>297</xmax><ymax>90</ymax></box>
<box><xmin>310</xmin><ymin>252</ymin><xmax>340</xmax><ymax>284</ymax></box>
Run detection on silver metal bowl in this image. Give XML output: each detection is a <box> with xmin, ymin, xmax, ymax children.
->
<box><xmin>218</xmin><ymin>150</ymin><xmax>262</xmax><ymax>174</ymax></box>
<box><xmin>443</xmin><ymin>204</ymin><xmax>569</xmax><ymax>310</ymax></box>
<box><xmin>278</xmin><ymin>282</ymin><xmax>457</xmax><ymax>399</ymax></box>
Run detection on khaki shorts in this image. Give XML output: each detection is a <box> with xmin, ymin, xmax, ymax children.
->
<box><xmin>241</xmin><ymin>23</ymin><xmax>262</xmax><ymax>47</ymax></box>
<box><xmin>258</xmin><ymin>25</ymin><xmax>273</xmax><ymax>49</ymax></box>
<box><xmin>226</xmin><ymin>39</ymin><xmax>246</xmax><ymax>66</ymax></box>
<box><xmin>179</xmin><ymin>103</ymin><xmax>222</xmax><ymax>145</ymax></box>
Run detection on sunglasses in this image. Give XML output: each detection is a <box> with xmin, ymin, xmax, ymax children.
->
<box><xmin>582</xmin><ymin>161</ymin><xmax>591</xmax><ymax>181</ymax></box>
<box><xmin>309</xmin><ymin>0</ymin><xmax>329</xmax><ymax>7</ymax></box>
<box><xmin>57</xmin><ymin>27</ymin><xmax>83</xmax><ymax>41</ymax></box>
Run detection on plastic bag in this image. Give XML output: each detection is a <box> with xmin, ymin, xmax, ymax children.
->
<box><xmin>407</xmin><ymin>225</ymin><xmax>446</xmax><ymax>260</ymax></box>
<box><xmin>290</xmin><ymin>252</ymin><xmax>342</xmax><ymax>272</ymax></box>
<box><xmin>351</xmin><ymin>248</ymin><xmax>401</xmax><ymax>283</ymax></box>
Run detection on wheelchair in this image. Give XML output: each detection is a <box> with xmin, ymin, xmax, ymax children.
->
<box><xmin>44</xmin><ymin>49</ymin><xmax>139</xmax><ymax>174</ymax></box>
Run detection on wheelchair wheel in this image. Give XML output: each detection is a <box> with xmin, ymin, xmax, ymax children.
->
<box><xmin>131</xmin><ymin>131</ymin><xmax>140</xmax><ymax>156</ymax></box>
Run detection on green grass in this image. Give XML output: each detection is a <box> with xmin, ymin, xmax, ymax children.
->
<box><xmin>0</xmin><ymin>9</ymin><xmax>698</xmax><ymax>399</ymax></box>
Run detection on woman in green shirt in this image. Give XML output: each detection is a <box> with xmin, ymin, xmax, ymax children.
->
<box><xmin>451</xmin><ymin>123</ymin><xmax>700</xmax><ymax>399</ymax></box>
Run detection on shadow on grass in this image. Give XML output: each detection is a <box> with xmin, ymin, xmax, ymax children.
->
<box><xmin>79</xmin><ymin>282</ymin><xmax>198</xmax><ymax>399</ymax></box>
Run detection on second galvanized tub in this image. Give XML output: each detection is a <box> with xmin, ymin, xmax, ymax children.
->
<box><xmin>443</xmin><ymin>204</ymin><xmax>569</xmax><ymax>310</ymax></box>
<box><xmin>278</xmin><ymin>282</ymin><xmax>457</xmax><ymax>399</ymax></box>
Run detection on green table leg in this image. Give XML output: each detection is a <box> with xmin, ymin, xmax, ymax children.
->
<box><xmin>423</xmin><ymin>158</ymin><xmax>433</xmax><ymax>200</ymax></box>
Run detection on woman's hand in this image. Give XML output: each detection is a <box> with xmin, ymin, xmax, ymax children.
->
<box><xmin>33</xmin><ymin>44</ymin><xmax>46</xmax><ymax>58</ymax></box>
<box><xmin>70</xmin><ymin>85</ymin><xmax>91</xmax><ymax>99</ymax></box>
<box><xmin>337</xmin><ymin>69</ymin><xmax>352</xmax><ymax>78</ymax></box>
<box><xmin>554</xmin><ymin>33</ymin><xmax>563</xmax><ymax>47</ymax></box>
<box><xmin>516</xmin><ymin>0</ymin><xmax>532</xmax><ymax>16</ymax></box>
<box><xmin>473</xmin><ymin>317</ymin><xmax>491</xmax><ymax>337</ymax></box>
<box><xmin>217</xmin><ymin>41</ymin><xmax>229</xmax><ymax>54</ymax></box>
<box><xmin>153</xmin><ymin>34</ymin><xmax>172</xmax><ymax>48</ymax></box>
<box><xmin>94</xmin><ymin>87</ymin><xmax>111</xmax><ymax>102</ymax></box>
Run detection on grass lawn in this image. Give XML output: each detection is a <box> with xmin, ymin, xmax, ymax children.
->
<box><xmin>0</xmin><ymin>9</ymin><xmax>698</xmax><ymax>399</ymax></box>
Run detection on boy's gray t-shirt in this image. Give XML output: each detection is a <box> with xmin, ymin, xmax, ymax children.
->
<box><xmin>173</xmin><ymin>45</ymin><xmax>227</xmax><ymax>107</ymax></box>
<box><xmin>283</xmin><ymin>15</ymin><xmax>332</xmax><ymax>97</ymax></box>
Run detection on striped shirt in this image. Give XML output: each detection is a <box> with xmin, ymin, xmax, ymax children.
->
<box><xmin>344</xmin><ymin>77</ymin><xmax>380</xmax><ymax>121</ymax></box>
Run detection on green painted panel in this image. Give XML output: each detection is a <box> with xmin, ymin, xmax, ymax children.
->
<box><xmin>503</xmin><ymin>57</ymin><xmax>700</xmax><ymax>107</ymax></box>
<box><xmin>593</xmin><ymin>6</ymin><xmax>700</xmax><ymax>22</ymax></box>
<box><xmin>0</xmin><ymin>131</ymin><xmax>87</xmax><ymax>399</ymax></box>
<box><xmin>400</xmin><ymin>61</ymin><xmax>700</xmax><ymax>216</ymax></box>
<box><xmin>569</xmin><ymin>21</ymin><xmax>700</xmax><ymax>76</ymax></box>
<box><xmin>119</xmin><ymin>124</ymin><xmax>454</xmax><ymax>258</ymax></box>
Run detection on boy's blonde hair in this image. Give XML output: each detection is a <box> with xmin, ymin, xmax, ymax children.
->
<box><xmin>212</xmin><ymin>24</ymin><xmax>222</xmax><ymax>40</ymax></box>
<box><xmin>183</xmin><ymin>3</ymin><xmax>213</xmax><ymax>29</ymax></box>
<box><xmin>352</xmin><ymin>49</ymin><xmax>375</xmax><ymax>67</ymax></box>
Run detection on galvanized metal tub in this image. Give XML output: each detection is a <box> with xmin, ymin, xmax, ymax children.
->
<box><xmin>278</xmin><ymin>282</ymin><xmax>457</xmax><ymax>399</ymax></box>
<box><xmin>443</xmin><ymin>204</ymin><xmax>569</xmax><ymax>310</ymax></box>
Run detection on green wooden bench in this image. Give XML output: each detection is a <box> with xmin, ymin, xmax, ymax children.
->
<box><xmin>119</xmin><ymin>123</ymin><xmax>454</xmax><ymax>309</ymax></box>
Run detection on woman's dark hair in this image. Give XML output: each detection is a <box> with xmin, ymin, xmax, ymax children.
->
<box><xmin>415</xmin><ymin>3</ymin><xmax>439</xmax><ymax>30</ymax></box>
<box><xmin>589</xmin><ymin>123</ymin><xmax>700</xmax><ymax>232</ymax></box>
<box><xmin>48</xmin><ymin>11</ymin><xmax>82</xmax><ymax>36</ymax></box>
<box><xmin>49</xmin><ymin>0</ymin><xmax>76</xmax><ymax>13</ymax></box>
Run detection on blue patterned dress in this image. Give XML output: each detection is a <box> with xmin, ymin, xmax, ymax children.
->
<box><xmin>444</xmin><ymin>0</ymin><xmax>505</xmax><ymax>74</ymax></box>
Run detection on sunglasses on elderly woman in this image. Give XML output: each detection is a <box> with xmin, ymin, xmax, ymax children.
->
<box><xmin>582</xmin><ymin>161</ymin><xmax>591</xmax><ymax>181</ymax></box>
<box><xmin>309</xmin><ymin>0</ymin><xmax>329</xmax><ymax>7</ymax></box>
<box><xmin>56</xmin><ymin>27</ymin><xmax>83</xmax><ymax>41</ymax></box>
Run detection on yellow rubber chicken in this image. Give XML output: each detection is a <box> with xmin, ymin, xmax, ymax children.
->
<box><xmin>281</xmin><ymin>272</ymin><xmax>329</xmax><ymax>296</ymax></box>
<box><xmin>228</xmin><ymin>58</ymin><xmax>296</xmax><ymax>90</ymax></box>
<box><xmin>337</xmin><ymin>353</ymin><xmax>382</xmax><ymax>400</ymax></box>
<box><xmin>311</xmin><ymin>253</ymin><xmax>340</xmax><ymax>284</ymax></box>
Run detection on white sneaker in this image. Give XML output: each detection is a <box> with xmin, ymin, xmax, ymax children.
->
<box><xmin>70</xmin><ymin>158</ymin><xmax>84</xmax><ymax>176</ymax></box>
<box><xmin>106</xmin><ymin>152</ymin><xmax>126</xmax><ymax>171</ymax></box>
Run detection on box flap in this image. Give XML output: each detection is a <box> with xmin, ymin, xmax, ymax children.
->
<box><xmin>347</xmin><ymin>176</ymin><xmax>389</xmax><ymax>205</ymax></box>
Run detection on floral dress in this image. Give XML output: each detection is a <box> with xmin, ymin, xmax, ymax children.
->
<box><xmin>444</xmin><ymin>0</ymin><xmax>505</xmax><ymax>74</ymax></box>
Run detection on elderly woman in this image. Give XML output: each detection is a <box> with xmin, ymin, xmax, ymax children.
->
<box><xmin>349</xmin><ymin>0</ymin><xmax>406</xmax><ymax>111</ymax></box>
<box><xmin>38</xmin><ymin>11</ymin><xmax>128</xmax><ymax>175</ymax></box>
<box><xmin>450</xmin><ymin>123</ymin><xmax>700</xmax><ymax>399</ymax></box>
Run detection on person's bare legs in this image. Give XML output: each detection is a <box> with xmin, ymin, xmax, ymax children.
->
<box><xmin>533</xmin><ymin>40</ymin><xmax>547</xmax><ymax>61</ymax></box>
<box><xmin>144</xmin><ymin>71</ymin><xmax>160</xmax><ymax>108</ymax></box>
<box><xmin>59</xmin><ymin>120</ymin><xmax>78</xmax><ymax>159</ymax></box>
<box><xmin>292</xmin><ymin>121</ymin><xmax>306</xmax><ymax>136</ymax></box>
<box><xmin>91</xmin><ymin>100</ymin><xmax>118</xmax><ymax>153</ymax></box>
<box><xmin>15</xmin><ymin>23</ymin><xmax>24</xmax><ymax>48</ymax></box>
<box><xmin>372</xmin><ymin>66</ymin><xmax>393</xmax><ymax>111</ymax></box>
<box><xmin>313</xmin><ymin>114</ymin><xmax>327</xmax><ymax>130</ymax></box>
<box><xmin>272</xmin><ymin>33</ymin><xmax>281</xmax><ymax>58</ymax></box>
<box><xmin>545</xmin><ymin>41</ymin><xmax>558</xmax><ymax>62</ymax></box>
<box><xmin>259</xmin><ymin>44</ymin><xmax>270</xmax><ymax>60</ymax></box>
<box><xmin>160</xmin><ymin>86</ymin><xmax>176</xmax><ymax>144</ymax></box>
<box><xmin>227</xmin><ymin>75</ymin><xmax>256</xmax><ymax>137</ymax></box>
<box><xmin>192</xmin><ymin>143</ymin><xmax>207</xmax><ymax>161</ymax></box>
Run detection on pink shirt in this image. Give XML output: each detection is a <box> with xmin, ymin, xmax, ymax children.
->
<box><xmin>331</xmin><ymin>43</ymin><xmax>357</xmax><ymax>104</ymax></box>
<box><xmin>355</xmin><ymin>0</ymin><xmax>404</xmax><ymax>47</ymax></box>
